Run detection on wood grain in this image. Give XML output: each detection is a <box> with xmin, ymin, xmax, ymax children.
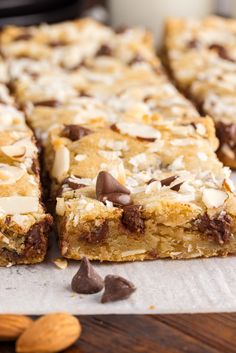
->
<box><xmin>1</xmin><ymin>314</ymin><xmax>236</xmax><ymax>353</ymax></box>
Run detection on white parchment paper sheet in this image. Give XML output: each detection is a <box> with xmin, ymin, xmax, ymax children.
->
<box><xmin>1</xmin><ymin>174</ymin><xmax>236</xmax><ymax>315</ymax></box>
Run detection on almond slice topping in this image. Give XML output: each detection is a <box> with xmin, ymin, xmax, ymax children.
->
<box><xmin>202</xmin><ymin>188</ymin><xmax>228</xmax><ymax>208</ymax></box>
<box><xmin>1</xmin><ymin>145</ymin><xmax>26</xmax><ymax>159</ymax></box>
<box><xmin>0</xmin><ymin>196</ymin><xmax>39</xmax><ymax>214</ymax></box>
<box><xmin>52</xmin><ymin>145</ymin><xmax>70</xmax><ymax>182</ymax></box>
<box><xmin>114</xmin><ymin>122</ymin><xmax>161</xmax><ymax>141</ymax></box>
<box><xmin>0</xmin><ymin>164</ymin><xmax>25</xmax><ymax>184</ymax></box>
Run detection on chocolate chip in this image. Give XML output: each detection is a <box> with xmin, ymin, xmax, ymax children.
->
<box><xmin>96</xmin><ymin>45</ymin><xmax>113</xmax><ymax>57</ymax></box>
<box><xmin>147</xmin><ymin>178</ymin><xmax>157</xmax><ymax>185</ymax></box>
<box><xmin>170</xmin><ymin>182</ymin><xmax>183</xmax><ymax>192</ymax></box>
<box><xmin>101</xmin><ymin>275</ymin><xmax>136</xmax><ymax>303</ymax></box>
<box><xmin>137</xmin><ymin>136</ymin><xmax>156</xmax><ymax>142</ymax></box>
<box><xmin>79</xmin><ymin>90</ymin><xmax>92</xmax><ymax>98</ymax></box>
<box><xmin>34</xmin><ymin>100</ymin><xmax>61</xmax><ymax>108</ymax></box>
<box><xmin>122</xmin><ymin>205</ymin><xmax>145</xmax><ymax>233</ymax></box>
<box><xmin>216</xmin><ymin>122</ymin><xmax>236</xmax><ymax>150</ymax></box>
<box><xmin>147</xmin><ymin>177</ymin><xmax>182</xmax><ymax>191</ymax></box>
<box><xmin>193</xmin><ymin>212</ymin><xmax>232</xmax><ymax>245</ymax></box>
<box><xmin>31</xmin><ymin>158</ymin><xmax>40</xmax><ymax>176</ymax></box>
<box><xmin>110</xmin><ymin>124</ymin><xmax>119</xmax><ymax>133</ymax></box>
<box><xmin>208</xmin><ymin>43</ymin><xmax>235</xmax><ymax>62</ymax></box>
<box><xmin>61</xmin><ymin>124</ymin><xmax>92</xmax><ymax>141</ymax></box>
<box><xmin>83</xmin><ymin>220</ymin><xmax>108</xmax><ymax>244</ymax></box>
<box><xmin>96</xmin><ymin>171</ymin><xmax>132</xmax><ymax>207</ymax></box>
<box><xmin>14</xmin><ymin>32</ymin><xmax>33</xmax><ymax>41</ymax></box>
<box><xmin>48</xmin><ymin>40</ymin><xmax>67</xmax><ymax>47</ymax></box>
<box><xmin>71</xmin><ymin>257</ymin><xmax>104</xmax><ymax>294</ymax></box>
<box><xmin>62</xmin><ymin>177</ymin><xmax>86</xmax><ymax>190</ymax></box>
<box><xmin>160</xmin><ymin>175</ymin><xmax>177</xmax><ymax>187</ymax></box>
<box><xmin>115</xmin><ymin>26</ymin><xmax>129</xmax><ymax>34</ymax></box>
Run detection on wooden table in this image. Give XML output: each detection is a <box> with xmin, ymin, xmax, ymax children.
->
<box><xmin>1</xmin><ymin>313</ymin><xmax>236</xmax><ymax>352</ymax></box>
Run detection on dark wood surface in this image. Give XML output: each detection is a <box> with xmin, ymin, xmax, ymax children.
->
<box><xmin>1</xmin><ymin>313</ymin><xmax>236</xmax><ymax>353</ymax></box>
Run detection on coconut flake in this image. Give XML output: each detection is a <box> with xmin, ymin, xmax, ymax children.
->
<box><xmin>115</xmin><ymin>122</ymin><xmax>161</xmax><ymax>141</ymax></box>
<box><xmin>75</xmin><ymin>154</ymin><xmax>86</xmax><ymax>162</ymax></box>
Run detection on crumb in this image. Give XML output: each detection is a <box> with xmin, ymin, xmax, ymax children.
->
<box><xmin>53</xmin><ymin>258</ymin><xmax>68</xmax><ymax>269</ymax></box>
<box><xmin>148</xmin><ymin>305</ymin><xmax>156</xmax><ymax>310</ymax></box>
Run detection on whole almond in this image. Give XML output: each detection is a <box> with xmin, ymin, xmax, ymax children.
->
<box><xmin>0</xmin><ymin>315</ymin><xmax>33</xmax><ymax>341</ymax></box>
<box><xmin>16</xmin><ymin>312</ymin><xmax>81</xmax><ymax>353</ymax></box>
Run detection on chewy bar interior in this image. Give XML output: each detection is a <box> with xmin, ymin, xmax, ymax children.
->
<box><xmin>2</xmin><ymin>19</ymin><xmax>236</xmax><ymax>262</ymax></box>
<box><xmin>165</xmin><ymin>16</ymin><xmax>236</xmax><ymax>169</ymax></box>
<box><xmin>0</xmin><ymin>82</ymin><xmax>52</xmax><ymax>266</ymax></box>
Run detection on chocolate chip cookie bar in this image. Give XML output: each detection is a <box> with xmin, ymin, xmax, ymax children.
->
<box><xmin>0</xmin><ymin>99</ymin><xmax>52</xmax><ymax>266</ymax></box>
<box><xmin>47</xmin><ymin>116</ymin><xmax>236</xmax><ymax>261</ymax></box>
<box><xmin>0</xmin><ymin>18</ymin><xmax>158</xmax><ymax>70</ymax></box>
<box><xmin>165</xmin><ymin>16</ymin><xmax>236</xmax><ymax>168</ymax></box>
<box><xmin>2</xmin><ymin>18</ymin><xmax>236</xmax><ymax>262</ymax></box>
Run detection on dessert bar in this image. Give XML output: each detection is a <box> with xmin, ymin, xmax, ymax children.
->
<box><xmin>1</xmin><ymin>18</ymin><xmax>236</xmax><ymax>261</ymax></box>
<box><xmin>165</xmin><ymin>16</ymin><xmax>236</xmax><ymax>168</ymax></box>
<box><xmin>0</xmin><ymin>81</ymin><xmax>52</xmax><ymax>266</ymax></box>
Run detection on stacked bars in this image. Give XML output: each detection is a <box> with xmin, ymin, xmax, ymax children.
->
<box><xmin>165</xmin><ymin>16</ymin><xmax>236</xmax><ymax>169</ymax></box>
<box><xmin>0</xmin><ymin>62</ymin><xmax>52</xmax><ymax>266</ymax></box>
<box><xmin>2</xmin><ymin>19</ymin><xmax>236</xmax><ymax>261</ymax></box>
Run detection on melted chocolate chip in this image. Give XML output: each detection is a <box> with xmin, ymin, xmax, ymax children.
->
<box><xmin>14</xmin><ymin>32</ymin><xmax>33</xmax><ymax>41</ymax></box>
<box><xmin>101</xmin><ymin>275</ymin><xmax>136</xmax><ymax>303</ymax></box>
<box><xmin>96</xmin><ymin>171</ymin><xmax>132</xmax><ymax>207</ymax></box>
<box><xmin>83</xmin><ymin>221</ymin><xmax>108</xmax><ymax>244</ymax></box>
<box><xmin>216</xmin><ymin>122</ymin><xmax>236</xmax><ymax>151</ymax></box>
<box><xmin>62</xmin><ymin>177</ymin><xmax>86</xmax><ymax>190</ymax></box>
<box><xmin>71</xmin><ymin>257</ymin><xmax>104</xmax><ymax>294</ymax></box>
<box><xmin>193</xmin><ymin>212</ymin><xmax>232</xmax><ymax>245</ymax></box>
<box><xmin>34</xmin><ymin>100</ymin><xmax>61</xmax><ymax>108</ymax></box>
<box><xmin>61</xmin><ymin>124</ymin><xmax>92</xmax><ymax>141</ymax></box>
<box><xmin>23</xmin><ymin>217</ymin><xmax>52</xmax><ymax>257</ymax></box>
<box><xmin>208</xmin><ymin>44</ymin><xmax>235</xmax><ymax>62</ymax></box>
<box><xmin>96</xmin><ymin>45</ymin><xmax>113</xmax><ymax>57</ymax></box>
<box><xmin>122</xmin><ymin>205</ymin><xmax>145</xmax><ymax>233</ymax></box>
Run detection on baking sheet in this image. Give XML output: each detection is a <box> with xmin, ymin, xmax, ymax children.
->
<box><xmin>1</xmin><ymin>174</ymin><xmax>236</xmax><ymax>315</ymax></box>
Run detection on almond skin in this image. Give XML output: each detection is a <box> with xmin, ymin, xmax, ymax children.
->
<box><xmin>0</xmin><ymin>315</ymin><xmax>33</xmax><ymax>341</ymax></box>
<box><xmin>16</xmin><ymin>312</ymin><xmax>81</xmax><ymax>353</ymax></box>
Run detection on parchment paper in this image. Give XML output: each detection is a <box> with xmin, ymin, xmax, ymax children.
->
<box><xmin>1</xmin><ymin>175</ymin><xmax>236</xmax><ymax>315</ymax></box>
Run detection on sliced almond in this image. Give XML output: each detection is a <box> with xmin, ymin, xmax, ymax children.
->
<box><xmin>202</xmin><ymin>188</ymin><xmax>228</xmax><ymax>208</ymax></box>
<box><xmin>0</xmin><ymin>315</ymin><xmax>33</xmax><ymax>341</ymax></box>
<box><xmin>1</xmin><ymin>145</ymin><xmax>26</xmax><ymax>159</ymax></box>
<box><xmin>56</xmin><ymin>197</ymin><xmax>65</xmax><ymax>216</ymax></box>
<box><xmin>0</xmin><ymin>164</ymin><xmax>25</xmax><ymax>184</ymax></box>
<box><xmin>52</xmin><ymin>145</ymin><xmax>70</xmax><ymax>182</ymax></box>
<box><xmin>223</xmin><ymin>178</ymin><xmax>235</xmax><ymax>193</ymax></box>
<box><xmin>13</xmin><ymin>138</ymin><xmax>38</xmax><ymax>157</ymax></box>
<box><xmin>0</xmin><ymin>196</ymin><xmax>39</xmax><ymax>214</ymax></box>
<box><xmin>16</xmin><ymin>313</ymin><xmax>81</xmax><ymax>353</ymax></box>
<box><xmin>115</xmin><ymin>122</ymin><xmax>161</xmax><ymax>141</ymax></box>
